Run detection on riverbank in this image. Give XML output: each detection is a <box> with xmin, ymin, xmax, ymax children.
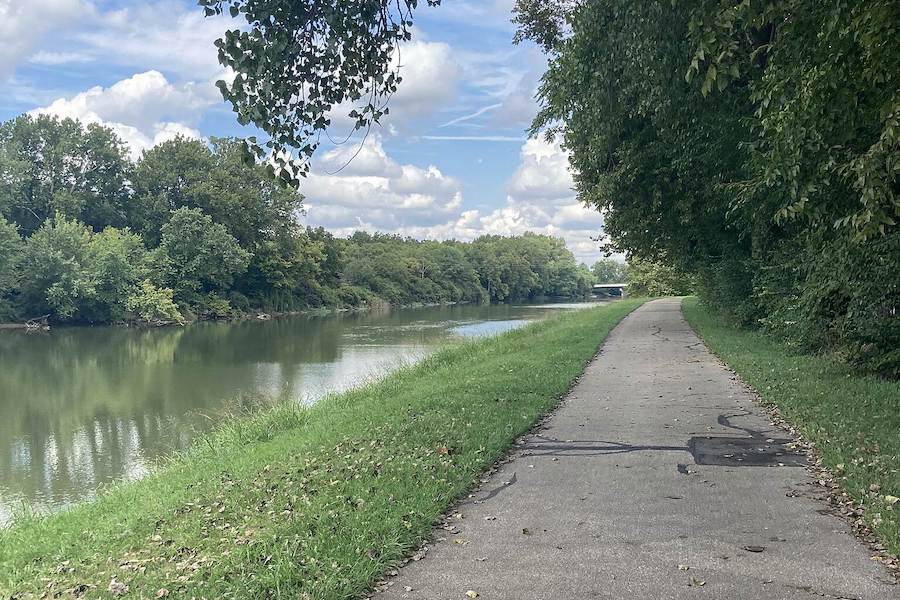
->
<box><xmin>0</xmin><ymin>297</ymin><xmax>598</xmax><ymax>330</ymax></box>
<box><xmin>682</xmin><ymin>297</ymin><xmax>900</xmax><ymax>559</ymax></box>
<box><xmin>0</xmin><ymin>298</ymin><xmax>645</xmax><ymax>598</ymax></box>
<box><xmin>0</xmin><ymin>298</ymin><xmax>413</xmax><ymax>329</ymax></box>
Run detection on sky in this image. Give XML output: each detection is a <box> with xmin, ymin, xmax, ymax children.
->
<box><xmin>0</xmin><ymin>0</ymin><xmax>609</xmax><ymax>265</ymax></box>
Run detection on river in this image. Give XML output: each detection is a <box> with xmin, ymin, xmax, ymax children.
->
<box><xmin>0</xmin><ymin>301</ymin><xmax>600</xmax><ymax>524</ymax></box>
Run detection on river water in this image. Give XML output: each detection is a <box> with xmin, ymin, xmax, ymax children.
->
<box><xmin>0</xmin><ymin>301</ymin><xmax>598</xmax><ymax>524</ymax></box>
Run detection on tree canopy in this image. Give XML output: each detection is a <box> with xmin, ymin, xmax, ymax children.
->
<box><xmin>514</xmin><ymin>0</ymin><xmax>899</xmax><ymax>375</ymax></box>
<box><xmin>0</xmin><ymin>115</ymin><xmax>592</xmax><ymax>324</ymax></box>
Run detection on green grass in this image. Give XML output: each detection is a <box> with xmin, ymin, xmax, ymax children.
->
<box><xmin>682</xmin><ymin>297</ymin><xmax>900</xmax><ymax>557</ymax></box>
<box><xmin>0</xmin><ymin>299</ymin><xmax>645</xmax><ymax>599</ymax></box>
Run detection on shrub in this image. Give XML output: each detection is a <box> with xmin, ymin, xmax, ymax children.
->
<box><xmin>227</xmin><ymin>290</ymin><xmax>251</xmax><ymax>313</ymax></box>
<box><xmin>125</xmin><ymin>279</ymin><xmax>183</xmax><ymax>324</ymax></box>
<box><xmin>335</xmin><ymin>284</ymin><xmax>374</xmax><ymax>308</ymax></box>
<box><xmin>198</xmin><ymin>293</ymin><xmax>232</xmax><ymax>320</ymax></box>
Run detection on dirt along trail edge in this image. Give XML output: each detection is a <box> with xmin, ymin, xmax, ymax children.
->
<box><xmin>373</xmin><ymin>298</ymin><xmax>897</xmax><ymax>600</ymax></box>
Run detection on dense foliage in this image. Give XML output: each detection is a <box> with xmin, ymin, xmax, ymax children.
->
<box><xmin>514</xmin><ymin>0</ymin><xmax>899</xmax><ymax>376</ymax></box>
<box><xmin>624</xmin><ymin>256</ymin><xmax>695</xmax><ymax>298</ymax></box>
<box><xmin>0</xmin><ymin>115</ymin><xmax>592</xmax><ymax>324</ymax></box>
<box><xmin>590</xmin><ymin>258</ymin><xmax>627</xmax><ymax>285</ymax></box>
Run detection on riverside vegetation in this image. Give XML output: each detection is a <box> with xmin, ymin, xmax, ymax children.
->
<box><xmin>513</xmin><ymin>0</ymin><xmax>899</xmax><ymax>377</ymax></box>
<box><xmin>684</xmin><ymin>297</ymin><xmax>900</xmax><ymax>558</ymax></box>
<box><xmin>0</xmin><ymin>115</ymin><xmax>600</xmax><ymax>325</ymax></box>
<box><xmin>0</xmin><ymin>299</ymin><xmax>644</xmax><ymax>599</ymax></box>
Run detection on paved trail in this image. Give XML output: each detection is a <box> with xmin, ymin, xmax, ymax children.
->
<box><xmin>375</xmin><ymin>298</ymin><xmax>896</xmax><ymax>600</ymax></box>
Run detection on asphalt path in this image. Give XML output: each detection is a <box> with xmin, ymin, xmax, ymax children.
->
<box><xmin>374</xmin><ymin>298</ymin><xmax>896</xmax><ymax>600</ymax></box>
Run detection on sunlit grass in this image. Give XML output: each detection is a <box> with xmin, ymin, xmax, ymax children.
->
<box><xmin>0</xmin><ymin>299</ymin><xmax>645</xmax><ymax>599</ymax></box>
<box><xmin>683</xmin><ymin>297</ymin><xmax>900</xmax><ymax>558</ymax></box>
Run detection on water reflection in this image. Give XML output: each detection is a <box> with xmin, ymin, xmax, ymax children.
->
<box><xmin>0</xmin><ymin>301</ymin><xmax>599</xmax><ymax>523</ymax></box>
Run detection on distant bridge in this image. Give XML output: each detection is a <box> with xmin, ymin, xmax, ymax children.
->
<box><xmin>592</xmin><ymin>283</ymin><xmax>628</xmax><ymax>297</ymax></box>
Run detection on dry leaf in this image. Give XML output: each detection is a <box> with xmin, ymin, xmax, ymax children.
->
<box><xmin>466</xmin><ymin>591</ymin><xmax>479</xmax><ymax>598</ymax></box>
<box><xmin>689</xmin><ymin>577</ymin><xmax>706</xmax><ymax>587</ymax></box>
<box><xmin>678</xmin><ymin>564</ymin><xmax>690</xmax><ymax>571</ymax></box>
<box><xmin>107</xmin><ymin>578</ymin><xmax>129</xmax><ymax>597</ymax></box>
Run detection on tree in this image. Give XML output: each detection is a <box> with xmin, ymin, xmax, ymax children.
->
<box><xmin>0</xmin><ymin>115</ymin><xmax>131</xmax><ymax>236</ymax></box>
<box><xmin>130</xmin><ymin>136</ymin><xmax>218</xmax><ymax>245</ymax></box>
<box><xmin>682</xmin><ymin>0</ymin><xmax>900</xmax><ymax>240</ymax></box>
<box><xmin>125</xmin><ymin>280</ymin><xmax>183</xmax><ymax>324</ymax></box>
<box><xmin>591</xmin><ymin>258</ymin><xmax>627</xmax><ymax>284</ymax></box>
<box><xmin>0</xmin><ymin>217</ymin><xmax>21</xmax><ymax>318</ymax></box>
<box><xmin>515</xmin><ymin>0</ymin><xmax>900</xmax><ymax>374</ymax></box>
<box><xmin>84</xmin><ymin>227</ymin><xmax>148</xmax><ymax>322</ymax></box>
<box><xmin>17</xmin><ymin>214</ymin><xmax>97</xmax><ymax>320</ymax></box>
<box><xmin>132</xmin><ymin>136</ymin><xmax>310</xmax><ymax>301</ymax></box>
<box><xmin>152</xmin><ymin>207</ymin><xmax>251</xmax><ymax>304</ymax></box>
<box><xmin>198</xmin><ymin>0</ymin><xmax>441</xmax><ymax>182</ymax></box>
<box><xmin>625</xmin><ymin>256</ymin><xmax>693</xmax><ymax>298</ymax></box>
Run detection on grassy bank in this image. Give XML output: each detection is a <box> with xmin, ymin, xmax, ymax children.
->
<box><xmin>682</xmin><ymin>297</ymin><xmax>900</xmax><ymax>557</ymax></box>
<box><xmin>0</xmin><ymin>299</ymin><xmax>644</xmax><ymax>599</ymax></box>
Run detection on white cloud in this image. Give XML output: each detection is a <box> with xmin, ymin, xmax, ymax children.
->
<box><xmin>30</xmin><ymin>70</ymin><xmax>212</xmax><ymax>158</ymax></box>
<box><xmin>392</xmin><ymin>40</ymin><xmax>460</xmax><ymax>117</ymax></box>
<box><xmin>508</xmin><ymin>137</ymin><xmax>575</xmax><ymax>201</ymax></box>
<box><xmin>304</xmin><ymin>135</ymin><xmax>607</xmax><ymax>264</ymax></box>
<box><xmin>107</xmin><ymin>122</ymin><xmax>204</xmax><ymax>159</ymax></box>
<box><xmin>303</xmin><ymin>134</ymin><xmax>463</xmax><ymax>231</ymax></box>
<box><xmin>318</xmin><ymin>136</ymin><xmax>403</xmax><ymax>178</ymax></box>
<box><xmin>479</xmin><ymin>137</ymin><xmax>606</xmax><ymax>263</ymax></box>
<box><xmin>437</xmin><ymin>46</ymin><xmax>543</xmax><ymax>133</ymax></box>
<box><xmin>492</xmin><ymin>60</ymin><xmax>544</xmax><ymax>127</ymax></box>
<box><xmin>76</xmin><ymin>2</ymin><xmax>227</xmax><ymax>80</ymax></box>
<box><xmin>28</xmin><ymin>50</ymin><xmax>92</xmax><ymax>66</ymax></box>
<box><xmin>426</xmin><ymin>0</ymin><xmax>517</xmax><ymax>30</ymax></box>
<box><xmin>0</xmin><ymin>0</ymin><xmax>88</xmax><ymax>80</ymax></box>
<box><xmin>35</xmin><ymin>71</ymin><xmax>211</xmax><ymax>131</ymax></box>
<box><xmin>326</xmin><ymin>39</ymin><xmax>460</xmax><ymax>137</ymax></box>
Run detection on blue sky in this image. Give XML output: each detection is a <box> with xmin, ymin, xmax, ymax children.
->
<box><xmin>0</xmin><ymin>0</ymin><xmax>607</xmax><ymax>264</ymax></box>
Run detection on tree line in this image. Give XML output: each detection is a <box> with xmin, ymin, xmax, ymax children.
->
<box><xmin>0</xmin><ymin>115</ymin><xmax>597</xmax><ymax>325</ymax></box>
<box><xmin>512</xmin><ymin>0</ymin><xmax>899</xmax><ymax>376</ymax></box>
